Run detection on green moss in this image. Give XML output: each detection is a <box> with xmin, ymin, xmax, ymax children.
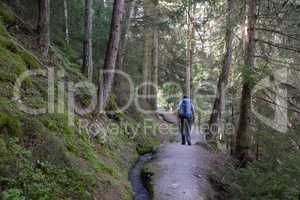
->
<box><xmin>0</xmin><ymin>112</ymin><xmax>22</xmax><ymax>137</ymax></box>
<box><xmin>0</xmin><ymin>35</ymin><xmax>41</xmax><ymax>70</ymax></box>
<box><xmin>105</xmin><ymin>94</ymin><xmax>126</xmax><ymax>119</ymax></box>
<box><xmin>141</xmin><ymin>164</ymin><xmax>156</xmax><ymax>199</ymax></box>
<box><xmin>51</xmin><ymin>46</ymin><xmax>85</xmax><ymax>81</ymax></box>
<box><xmin>0</xmin><ymin>138</ymin><xmax>94</xmax><ymax>200</ymax></box>
<box><xmin>107</xmin><ymin>95</ymin><xmax>119</xmax><ymax>110</ymax></box>
<box><xmin>19</xmin><ymin>51</ymin><xmax>41</xmax><ymax>69</ymax></box>
<box><xmin>63</xmin><ymin>43</ymin><xmax>77</xmax><ymax>63</ymax></box>
<box><xmin>0</xmin><ymin>20</ymin><xmax>8</xmax><ymax>35</ymax></box>
<box><xmin>40</xmin><ymin>114</ymin><xmax>74</xmax><ymax>136</ymax></box>
<box><xmin>0</xmin><ymin>35</ymin><xmax>16</xmax><ymax>51</ymax></box>
<box><xmin>2</xmin><ymin>189</ymin><xmax>25</xmax><ymax>200</ymax></box>
<box><xmin>0</xmin><ymin>6</ymin><xmax>159</xmax><ymax>198</ymax></box>
<box><xmin>0</xmin><ymin>97</ymin><xmax>18</xmax><ymax>112</ymax></box>
<box><xmin>0</xmin><ymin>2</ymin><xmax>16</xmax><ymax>24</ymax></box>
<box><xmin>0</xmin><ymin>46</ymin><xmax>27</xmax><ymax>81</ymax></box>
<box><xmin>76</xmin><ymin>89</ymin><xmax>93</xmax><ymax>108</ymax></box>
<box><xmin>0</xmin><ymin>137</ymin><xmax>7</xmax><ymax>154</ymax></box>
<box><xmin>136</xmin><ymin>143</ymin><xmax>155</xmax><ymax>155</ymax></box>
<box><xmin>81</xmin><ymin>138</ymin><xmax>119</xmax><ymax>177</ymax></box>
<box><xmin>0</xmin><ymin>32</ymin><xmax>40</xmax><ymax>90</ymax></box>
<box><xmin>70</xmin><ymin>63</ymin><xmax>81</xmax><ymax>70</ymax></box>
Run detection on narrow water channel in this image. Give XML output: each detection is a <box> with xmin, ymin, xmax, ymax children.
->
<box><xmin>129</xmin><ymin>154</ymin><xmax>153</xmax><ymax>200</ymax></box>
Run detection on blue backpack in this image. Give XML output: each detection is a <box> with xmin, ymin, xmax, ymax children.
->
<box><xmin>179</xmin><ymin>99</ymin><xmax>193</xmax><ymax>119</ymax></box>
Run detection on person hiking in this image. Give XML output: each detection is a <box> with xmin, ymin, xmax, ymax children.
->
<box><xmin>177</xmin><ymin>95</ymin><xmax>195</xmax><ymax>145</ymax></box>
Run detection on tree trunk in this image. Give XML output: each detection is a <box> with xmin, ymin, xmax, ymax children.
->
<box><xmin>63</xmin><ymin>0</ymin><xmax>70</xmax><ymax>44</ymax></box>
<box><xmin>37</xmin><ymin>0</ymin><xmax>50</xmax><ymax>57</ymax></box>
<box><xmin>151</xmin><ymin>29</ymin><xmax>159</xmax><ymax>109</ymax></box>
<box><xmin>190</xmin><ymin>3</ymin><xmax>196</xmax><ymax>97</ymax></box>
<box><xmin>235</xmin><ymin>0</ymin><xmax>257</xmax><ymax>166</ymax></box>
<box><xmin>116</xmin><ymin>0</ymin><xmax>136</xmax><ymax>72</ymax></box>
<box><xmin>148</xmin><ymin>1</ymin><xmax>159</xmax><ymax>109</ymax></box>
<box><xmin>143</xmin><ymin>0</ymin><xmax>152</xmax><ymax>98</ymax></box>
<box><xmin>82</xmin><ymin>0</ymin><xmax>94</xmax><ymax>81</ymax></box>
<box><xmin>185</xmin><ymin>5</ymin><xmax>192</xmax><ymax>97</ymax></box>
<box><xmin>184</xmin><ymin>2</ymin><xmax>196</xmax><ymax>97</ymax></box>
<box><xmin>143</xmin><ymin>0</ymin><xmax>159</xmax><ymax>109</ymax></box>
<box><xmin>143</xmin><ymin>30</ymin><xmax>151</xmax><ymax>95</ymax></box>
<box><xmin>208</xmin><ymin>0</ymin><xmax>235</xmax><ymax>139</ymax></box>
<box><xmin>14</xmin><ymin>0</ymin><xmax>21</xmax><ymax>15</ymax></box>
<box><xmin>15</xmin><ymin>0</ymin><xmax>20</xmax><ymax>8</ymax></box>
<box><xmin>97</xmin><ymin>0</ymin><xmax>125</xmax><ymax>112</ymax></box>
<box><xmin>114</xmin><ymin>0</ymin><xmax>136</xmax><ymax>104</ymax></box>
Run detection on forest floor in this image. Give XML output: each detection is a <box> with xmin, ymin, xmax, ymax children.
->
<box><xmin>150</xmin><ymin>113</ymin><xmax>221</xmax><ymax>200</ymax></box>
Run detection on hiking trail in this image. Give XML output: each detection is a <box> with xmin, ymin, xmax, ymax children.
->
<box><xmin>151</xmin><ymin>112</ymin><xmax>218</xmax><ymax>200</ymax></box>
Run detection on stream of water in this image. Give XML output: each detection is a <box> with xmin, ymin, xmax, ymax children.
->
<box><xmin>129</xmin><ymin>154</ymin><xmax>153</xmax><ymax>200</ymax></box>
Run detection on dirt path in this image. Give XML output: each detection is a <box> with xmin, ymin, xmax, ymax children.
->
<box><xmin>151</xmin><ymin>113</ymin><xmax>217</xmax><ymax>200</ymax></box>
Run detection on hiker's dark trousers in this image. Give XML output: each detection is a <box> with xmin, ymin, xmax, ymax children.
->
<box><xmin>180</xmin><ymin>117</ymin><xmax>193</xmax><ymax>145</ymax></box>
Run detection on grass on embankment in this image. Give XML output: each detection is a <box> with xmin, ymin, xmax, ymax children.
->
<box><xmin>0</xmin><ymin>3</ymin><xmax>161</xmax><ymax>199</ymax></box>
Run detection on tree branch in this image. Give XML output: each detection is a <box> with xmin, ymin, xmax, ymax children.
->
<box><xmin>256</xmin><ymin>39</ymin><xmax>300</xmax><ymax>54</ymax></box>
<box><xmin>255</xmin><ymin>96</ymin><xmax>300</xmax><ymax>114</ymax></box>
<box><xmin>256</xmin><ymin>27</ymin><xmax>300</xmax><ymax>42</ymax></box>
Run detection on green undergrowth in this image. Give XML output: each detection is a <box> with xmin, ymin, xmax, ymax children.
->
<box><xmin>0</xmin><ymin>2</ymin><xmax>16</xmax><ymax>24</ymax></box>
<box><xmin>210</xmin><ymin>155</ymin><xmax>300</xmax><ymax>200</ymax></box>
<box><xmin>136</xmin><ymin>140</ymin><xmax>159</xmax><ymax>155</ymax></box>
<box><xmin>210</xmin><ymin>128</ymin><xmax>300</xmax><ymax>200</ymax></box>
<box><xmin>0</xmin><ymin>5</ymin><xmax>161</xmax><ymax>200</ymax></box>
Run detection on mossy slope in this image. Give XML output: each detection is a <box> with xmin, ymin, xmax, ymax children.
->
<box><xmin>0</xmin><ymin>3</ymin><xmax>160</xmax><ymax>200</ymax></box>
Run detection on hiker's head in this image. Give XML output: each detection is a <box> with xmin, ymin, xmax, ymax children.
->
<box><xmin>183</xmin><ymin>95</ymin><xmax>189</xmax><ymax>99</ymax></box>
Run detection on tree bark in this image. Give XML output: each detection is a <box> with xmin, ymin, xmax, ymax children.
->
<box><xmin>235</xmin><ymin>0</ymin><xmax>257</xmax><ymax>166</ymax></box>
<box><xmin>82</xmin><ymin>0</ymin><xmax>94</xmax><ymax>81</ymax></box>
<box><xmin>208</xmin><ymin>0</ymin><xmax>235</xmax><ymax>139</ymax></box>
<box><xmin>97</xmin><ymin>0</ymin><xmax>125</xmax><ymax>112</ymax></box>
<box><xmin>151</xmin><ymin>29</ymin><xmax>159</xmax><ymax>109</ymax></box>
<box><xmin>143</xmin><ymin>30</ymin><xmax>151</xmax><ymax>95</ymax></box>
<box><xmin>184</xmin><ymin>2</ymin><xmax>196</xmax><ymax>97</ymax></box>
<box><xmin>14</xmin><ymin>0</ymin><xmax>21</xmax><ymax>15</ymax></box>
<box><xmin>63</xmin><ymin>0</ymin><xmax>70</xmax><ymax>44</ymax></box>
<box><xmin>190</xmin><ymin>3</ymin><xmax>196</xmax><ymax>97</ymax></box>
<box><xmin>148</xmin><ymin>1</ymin><xmax>159</xmax><ymax>109</ymax></box>
<box><xmin>185</xmin><ymin>5</ymin><xmax>192</xmax><ymax>97</ymax></box>
<box><xmin>143</xmin><ymin>0</ymin><xmax>159</xmax><ymax>108</ymax></box>
<box><xmin>37</xmin><ymin>0</ymin><xmax>50</xmax><ymax>57</ymax></box>
<box><xmin>116</xmin><ymin>0</ymin><xmax>136</xmax><ymax>72</ymax></box>
<box><xmin>114</xmin><ymin>0</ymin><xmax>137</xmax><ymax>104</ymax></box>
<box><xmin>143</xmin><ymin>0</ymin><xmax>152</xmax><ymax>97</ymax></box>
